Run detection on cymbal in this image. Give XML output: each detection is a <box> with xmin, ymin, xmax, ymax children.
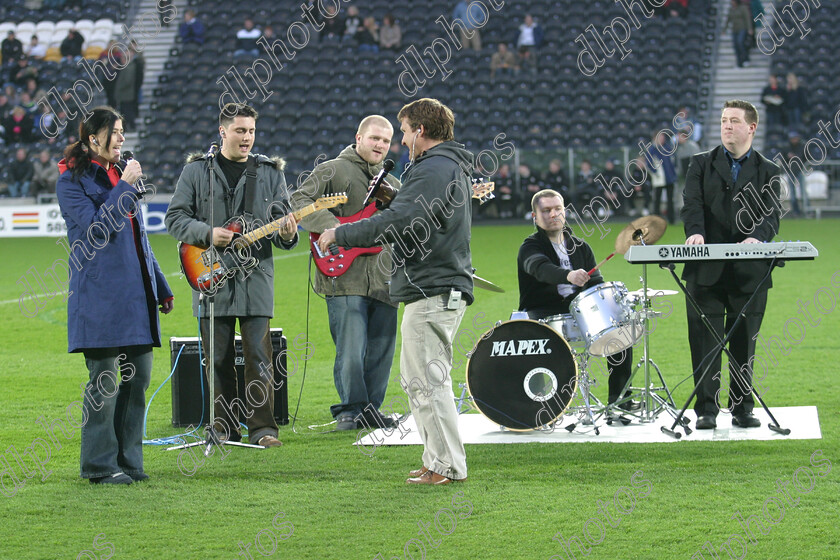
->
<box><xmin>472</xmin><ymin>274</ymin><xmax>505</xmax><ymax>293</ymax></box>
<box><xmin>615</xmin><ymin>215</ymin><xmax>667</xmax><ymax>254</ymax></box>
<box><xmin>627</xmin><ymin>288</ymin><xmax>679</xmax><ymax>298</ymax></box>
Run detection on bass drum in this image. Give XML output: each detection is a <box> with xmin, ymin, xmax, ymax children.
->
<box><xmin>466</xmin><ymin>320</ymin><xmax>578</xmax><ymax>431</ymax></box>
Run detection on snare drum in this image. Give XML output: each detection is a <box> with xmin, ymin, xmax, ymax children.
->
<box><xmin>466</xmin><ymin>320</ymin><xmax>578</xmax><ymax>431</ymax></box>
<box><xmin>570</xmin><ymin>281</ymin><xmax>643</xmax><ymax>357</ymax></box>
<box><xmin>543</xmin><ymin>314</ymin><xmax>584</xmax><ymax>344</ymax></box>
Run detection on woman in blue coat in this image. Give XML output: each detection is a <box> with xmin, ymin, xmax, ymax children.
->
<box><xmin>56</xmin><ymin>106</ymin><xmax>174</xmax><ymax>485</ymax></box>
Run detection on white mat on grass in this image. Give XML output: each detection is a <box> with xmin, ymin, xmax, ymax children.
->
<box><xmin>354</xmin><ymin>406</ymin><xmax>821</xmax><ymax>446</ymax></box>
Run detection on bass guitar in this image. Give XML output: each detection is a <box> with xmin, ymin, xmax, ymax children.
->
<box><xmin>309</xmin><ymin>180</ymin><xmax>494</xmax><ymax>277</ymax></box>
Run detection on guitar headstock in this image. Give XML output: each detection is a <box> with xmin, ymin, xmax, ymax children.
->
<box><xmin>315</xmin><ymin>193</ymin><xmax>348</xmax><ymax>210</ymax></box>
<box><xmin>471</xmin><ymin>179</ymin><xmax>495</xmax><ymax>205</ymax></box>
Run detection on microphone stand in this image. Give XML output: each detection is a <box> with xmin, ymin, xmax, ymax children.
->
<box><xmin>168</xmin><ymin>146</ymin><xmax>263</xmax><ymax>456</ymax></box>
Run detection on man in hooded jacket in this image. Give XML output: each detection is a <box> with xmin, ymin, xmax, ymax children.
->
<box><xmin>318</xmin><ymin>98</ymin><xmax>473</xmax><ymax>484</ymax></box>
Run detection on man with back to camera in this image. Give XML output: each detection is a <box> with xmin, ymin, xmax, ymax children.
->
<box><xmin>318</xmin><ymin>98</ymin><xmax>473</xmax><ymax>485</ymax></box>
<box><xmin>290</xmin><ymin>115</ymin><xmax>402</xmax><ymax>431</ymax></box>
<box><xmin>165</xmin><ymin>103</ymin><xmax>298</xmax><ymax>447</ymax></box>
<box><xmin>681</xmin><ymin>100</ymin><xmax>781</xmax><ymax>430</ymax></box>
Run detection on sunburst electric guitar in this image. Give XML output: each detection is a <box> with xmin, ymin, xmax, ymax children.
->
<box><xmin>309</xmin><ymin>180</ymin><xmax>495</xmax><ymax>277</ymax></box>
<box><xmin>179</xmin><ymin>194</ymin><xmax>347</xmax><ymax>293</ymax></box>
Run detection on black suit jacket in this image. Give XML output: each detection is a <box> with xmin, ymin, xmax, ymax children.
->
<box><xmin>680</xmin><ymin>145</ymin><xmax>782</xmax><ymax>291</ymax></box>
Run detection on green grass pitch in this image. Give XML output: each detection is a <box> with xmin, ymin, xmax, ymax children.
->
<box><xmin>0</xmin><ymin>218</ymin><xmax>838</xmax><ymax>559</ymax></box>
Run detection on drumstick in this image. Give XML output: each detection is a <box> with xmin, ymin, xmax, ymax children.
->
<box><xmin>587</xmin><ymin>252</ymin><xmax>615</xmax><ymax>275</ymax></box>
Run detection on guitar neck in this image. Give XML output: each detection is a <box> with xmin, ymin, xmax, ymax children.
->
<box><xmin>241</xmin><ymin>203</ymin><xmax>317</xmax><ymax>246</ymax></box>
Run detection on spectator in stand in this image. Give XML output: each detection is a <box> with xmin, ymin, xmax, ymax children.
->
<box><xmin>785</xmin><ymin>131</ymin><xmax>807</xmax><ymax>216</ymax></box>
<box><xmin>0</xmin><ymin>92</ymin><xmax>13</xmax><ymax>126</ymax></box>
<box><xmin>785</xmin><ymin>73</ymin><xmax>808</xmax><ymax>130</ymax></box>
<box><xmin>723</xmin><ymin>0</ymin><xmax>752</xmax><ymax>68</ymax></box>
<box><xmin>761</xmin><ymin>74</ymin><xmax>786</xmax><ymax>130</ymax></box>
<box><xmin>321</xmin><ymin>4</ymin><xmax>344</xmax><ymax>42</ymax></box>
<box><xmin>356</xmin><ymin>17</ymin><xmax>379</xmax><ymax>52</ymax></box>
<box><xmin>573</xmin><ymin>159</ymin><xmax>597</xmax><ymax>209</ymax></box>
<box><xmin>675</xmin><ymin>105</ymin><xmax>703</xmax><ymax>144</ymax></box>
<box><xmin>4</xmin><ymin>85</ymin><xmax>20</xmax><ymax>107</ymax></box>
<box><xmin>25</xmin><ymin>35</ymin><xmax>47</xmax><ymax>60</ymax></box>
<box><xmin>30</xmin><ymin>149</ymin><xmax>59</xmax><ymax>197</ymax></box>
<box><xmin>389</xmin><ymin>141</ymin><xmax>408</xmax><ymax>178</ymax></box>
<box><xmin>648</xmin><ymin>131</ymin><xmax>678</xmax><ymax>224</ymax></box>
<box><xmin>34</xmin><ymin>102</ymin><xmax>57</xmax><ymax>141</ymax></box>
<box><xmin>179</xmin><ymin>9</ymin><xmax>205</xmax><ymax>46</ymax></box>
<box><xmin>2</xmin><ymin>31</ymin><xmax>24</xmax><ymax>83</ymax></box>
<box><xmin>343</xmin><ymin>6</ymin><xmax>362</xmax><ymax>42</ymax></box>
<box><xmin>665</xmin><ymin>0</ymin><xmax>690</xmax><ymax>18</ymax></box>
<box><xmin>675</xmin><ymin>132</ymin><xmax>701</xmax><ymax>185</ymax></box>
<box><xmin>452</xmin><ymin>1</ymin><xmax>482</xmax><ymax>51</ymax></box>
<box><xmin>99</xmin><ymin>41</ymin><xmax>125</xmax><ymax>108</ymax></box>
<box><xmin>490</xmin><ymin>43</ymin><xmax>517</xmax><ymax>80</ymax></box>
<box><xmin>8</xmin><ymin>147</ymin><xmax>34</xmax><ymax>197</ymax></box>
<box><xmin>60</xmin><ymin>29</ymin><xmax>85</xmax><ymax>63</ymax></box>
<box><xmin>493</xmin><ymin>163</ymin><xmax>516</xmax><ymax>218</ymax></box>
<box><xmin>19</xmin><ymin>91</ymin><xmax>36</xmax><ymax>114</ymax></box>
<box><xmin>24</xmin><ymin>78</ymin><xmax>46</xmax><ymax>104</ymax></box>
<box><xmin>519</xmin><ymin>164</ymin><xmax>540</xmax><ymax>218</ymax></box>
<box><xmin>234</xmin><ymin>18</ymin><xmax>261</xmax><ymax>57</ymax></box>
<box><xmin>539</xmin><ymin>158</ymin><xmax>570</xmax><ymax>200</ymax></box>
<box><xmin>115</xmin><ymin>41</ymin><xmax>144</xmax><ymax>131</ymax></box>
<box><xmin>599</xmin><ymin>159</ymin><xmax>628</xmax><ymax>216</ymax></box>
<box><xmin>628</xmin><ymin>155</ymin><xmax>652</xmax><ymax>216</ymax></box>
<box><xmin>4</xmin><ymin>105</ymin><xmax>35</xmax><ymax>144</ymax></box>
<box><xmin>379</xmin><ymin>13</ymin><xmax>401</xmax><ymax>51</ymax></box>
<box><xmin>12</xmin><ymin>55</ymin><xmax>38</xmax><ymax>89</ymax></box>
<box><xmin>515</xmin><ymin>15</ymin><xmax>543</xmax><ymax>54</ymax></box>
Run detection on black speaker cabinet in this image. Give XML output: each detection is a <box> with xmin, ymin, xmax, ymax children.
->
<box><xmin>169</xmin><ymin>328</ymin><xmax>289</xmax><ymax>427</ymax></box>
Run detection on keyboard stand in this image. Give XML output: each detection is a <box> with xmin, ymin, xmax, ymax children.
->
<box><xmin>658</xmin><ymin>258</ymin><xmax>791</xmax><ymax>439</ymax></box>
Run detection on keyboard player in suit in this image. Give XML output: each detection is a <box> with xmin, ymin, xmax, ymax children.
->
<box><xmin>681</xmin><ymin>100</ymin><xmax>782</xmax><ymax>430</ymax></box>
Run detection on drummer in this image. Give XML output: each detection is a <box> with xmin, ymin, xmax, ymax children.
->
<box><xmin>517</xmin><ymin>189</ymin><xmax>636</xmax><ymax>414</ymax></box>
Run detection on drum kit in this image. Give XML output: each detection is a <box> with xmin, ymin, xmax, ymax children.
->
<box><xmin>464</xmin><ymin>216</ymin><xmax>688</xmax><ymax>435</ymax></box>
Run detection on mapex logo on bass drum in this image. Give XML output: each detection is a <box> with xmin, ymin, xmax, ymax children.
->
<box><xmin>490</xmin><ymin>339</ymin><xmax>551</xmax><ymax>357</ymax></box>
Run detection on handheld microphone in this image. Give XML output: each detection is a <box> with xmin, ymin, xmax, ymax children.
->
<box><xmin>122</xmin><ymin>150</ymin><xmax>147</xmax><ymax>196</ymax></box>
<box><xmin>363</xmin><ymin>159</ymin><xmax>395</xmax><ymax>207</ymax></box>
<box><xmin>206</xmin><ymin>142</ymin><xmax>219</xmax><ymax>160</ymax></box>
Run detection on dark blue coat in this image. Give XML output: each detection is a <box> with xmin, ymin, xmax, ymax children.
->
<box><xmin>56</xmin><ymin>160</ymin><xmax>173</xmax><ymax>353</ymax></box>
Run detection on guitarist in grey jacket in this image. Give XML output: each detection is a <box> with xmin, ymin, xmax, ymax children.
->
<box><xmin>165</xmin><ymin>103</ymin><xmax>297</xmax><ymax>448</ymax></box>
<box><xmin>290</xmin><ymin>116</ymin><xmax>402</xmax><ymax>431</ymax></box>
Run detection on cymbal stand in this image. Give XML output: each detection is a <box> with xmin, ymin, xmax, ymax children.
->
<box><xmin>615</xmin><ymin>239</ymin><xmax>682</xmax><ymax>425</ymax></box>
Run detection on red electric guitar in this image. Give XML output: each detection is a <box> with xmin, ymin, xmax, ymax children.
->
<box><xmin>179</xmin><ymin>193</ymin><xmax>347</xmax><ymax>293</ymax></box>
<box><xmin>309</xmin><ymin>180</ymin><xmax>495</xmax><ymax>278</ymax></box>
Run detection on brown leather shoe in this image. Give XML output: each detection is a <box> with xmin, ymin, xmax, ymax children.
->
<box><xmin>406</xmin><ymin>470</ymin><xmax>466</xmax><ymax>485</ymax></box>
<box><xmin>409</xmin><ymin>466</ymin><xmax>429</xmax><ymax>477</ymax></box>
<box><xmin>257</xmin><ymin>435</ymin><xmax>283</xmax><ymax>447</ymax></box>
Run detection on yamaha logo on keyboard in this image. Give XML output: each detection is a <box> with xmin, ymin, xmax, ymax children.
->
<box><xmin>659</xmin><ymin>248</ymin><xmax>669</xmax><ymax>257</ymax></box>
<box><xmin>668</xmin><ymin>246</ymin><xmax>710</xmax><ymax>258</ymax></box>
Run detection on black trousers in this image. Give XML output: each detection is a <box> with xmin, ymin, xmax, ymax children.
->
<box><xmin>685</xmin><ymin>283</ymin><xmax>767</xmax><ymax>417</ymax></box>
<box><xmin>199</xmin><ymin>316</ymin><xmax>277</xmax><ymax>442</ymax></box>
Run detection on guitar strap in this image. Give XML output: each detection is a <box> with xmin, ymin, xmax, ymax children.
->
<box><xmin>242</xmin><ymin>155</ymin><xmax>258</xmax><ymax>218</ymax></box>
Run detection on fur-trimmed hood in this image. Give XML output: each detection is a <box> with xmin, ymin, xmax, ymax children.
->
<box><xmin>185</xmin><ymin>151</ymin><xmax>286</xmax><ymax>170</ymax></box>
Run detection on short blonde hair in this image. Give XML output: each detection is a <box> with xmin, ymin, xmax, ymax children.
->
<box><xmin>531</xmin><ymin>189</ymin><xmax>564</xmax><ymax>213</ymax></box>
<box><xmin>357</xmin><ymin>115</ymin><xmax>393</xmax><ymax>136</ymax></box>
